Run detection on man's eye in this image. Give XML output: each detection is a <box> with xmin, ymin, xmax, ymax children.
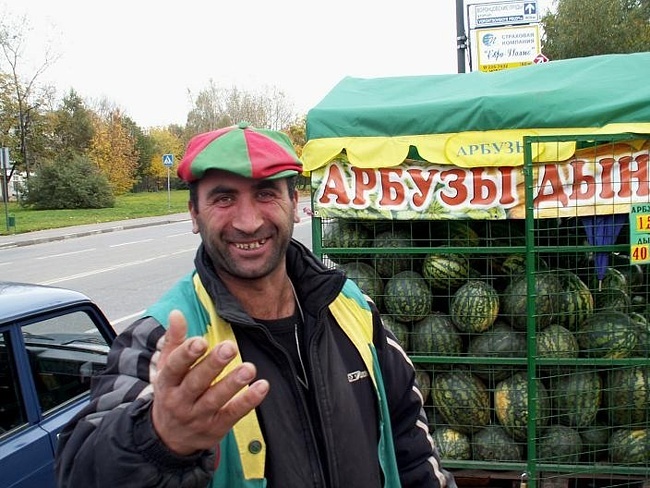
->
<box><xmin>257</xmin><ymin>191</ymin><xmax>276</xmax><ymax>201</ymax></box>
<box><xmin>212</xmin><ymin>195</ymin><xmax>234</xmax><ymax>206</ymax></box>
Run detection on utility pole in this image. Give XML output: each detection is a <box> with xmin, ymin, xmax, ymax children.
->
<box><xmin>456</xmin><ymin>0</ymin><xmax>468</xmax><ymax>73</ymax></box>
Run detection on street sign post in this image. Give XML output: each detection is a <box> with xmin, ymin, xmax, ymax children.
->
<box><xmin>162</xmin><ymin>154</ymin><xmax>174</xmax><ymax>209</ymax></box>
<box><xmin>1</xmin><ymin>148</ymin><xmax>10</xmax><ymax>231</ymax></box>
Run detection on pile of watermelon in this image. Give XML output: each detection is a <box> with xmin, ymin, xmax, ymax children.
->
<box><xmin>326</xmin><ymin>216</ymin><xmax>650</xmax><ymax>466</ymax></box>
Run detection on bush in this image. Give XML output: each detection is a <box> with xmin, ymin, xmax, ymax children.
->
<box><xmin>24</xmin><ymin>156</ymin><xmax>115</xmax><ymax>209</ymax></box>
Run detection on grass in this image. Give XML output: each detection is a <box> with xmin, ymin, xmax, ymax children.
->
<box><xmin>0</xmin><ymin>190</ymin><xmax>190</xmax><ymax>236</ymax></box>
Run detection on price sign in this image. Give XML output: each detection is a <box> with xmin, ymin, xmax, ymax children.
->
<box><xmin>630</xmin><ymin>205</ymin><xmax>650</xmax><ymax>264</ymax></box>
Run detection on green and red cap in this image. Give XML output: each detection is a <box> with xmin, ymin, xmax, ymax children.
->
<box><xmin>177</xmin><ymin>122</ymin><xmax>303</xmax><ymax>183</ymax></box>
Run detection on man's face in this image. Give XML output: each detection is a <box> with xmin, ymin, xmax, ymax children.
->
<box><xmin>189</xmin><ymin>169</ymin><xmax>300</xmax><ymax>281</ymax></box>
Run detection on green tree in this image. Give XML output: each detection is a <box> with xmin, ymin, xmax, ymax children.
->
<box><xmin>23</xmin><ymin>155</ymin><xmax>114</xmax><ymax>209</ymax></box>
<box><xmin>541</xmin><ymin>0</ymin><xmax>650</xmax><ymax>60</ymax></box>
<box><xmin>47</xmin><ymin>90</ymin><xmax>95</xmax><ymax>161</ymax></box>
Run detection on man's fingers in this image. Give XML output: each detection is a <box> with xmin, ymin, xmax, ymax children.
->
<box><xmin>180</xmin><ymin>341</ymin><xmax>238</xmax><ymax>397</ymax></box>
<box><xmin>208</xmin><ymin>374</ymin><xmax>270</xmax><ymax>437</ymax></box>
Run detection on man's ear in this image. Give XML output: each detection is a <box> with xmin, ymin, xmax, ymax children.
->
<box><xmin>189</xmin><ymin>200</ymin><xmax>200</xmax><ymax>234</ymax></box>
<box><xmin>293</xmin><ymin>190</ymin><xmax>300</xmax><ymax>223</ymax></box>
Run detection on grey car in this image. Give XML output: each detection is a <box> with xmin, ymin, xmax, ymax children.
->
<box><xmin>0</xmin><ymin>281</ymin><xmax>116</xmax><ymax>488</ymax></box>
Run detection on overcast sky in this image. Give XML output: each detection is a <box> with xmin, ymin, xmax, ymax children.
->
<box><xmin>9</xmin><ymin>0</ymin><xmax>552</xmax><ymax>129</ymax></box>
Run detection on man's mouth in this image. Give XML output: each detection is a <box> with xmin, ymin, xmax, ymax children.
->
<box><xmin>234</xmin><ymin>238</ymin><xmax>267</xmax><ymax>250</ymax></box>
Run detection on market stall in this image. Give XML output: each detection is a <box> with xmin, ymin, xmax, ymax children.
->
<box><xmin>303</xmin><ymin>52</ymin><xmax>650</xmax><ymax>488</ymax></box>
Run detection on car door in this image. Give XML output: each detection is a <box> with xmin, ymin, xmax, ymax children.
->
<box><xmin>0</xmin><ymin>304</ymin><xmax>114</xmax><ymax>488</ymax></box>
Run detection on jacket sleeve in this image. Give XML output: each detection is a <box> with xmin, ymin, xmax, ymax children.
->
<box><xmin>374</xmin><ymin>307</ymin><xmax>458</xmax><ymax>488</ymax></box>
<box><xmin>55</xmin><ymin>317</ymin><xmax>216</xmax><ymax>488</ymax></box>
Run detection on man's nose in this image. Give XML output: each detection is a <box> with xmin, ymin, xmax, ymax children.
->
<box><xmin>232</xmin><ymin>197</ymin><xmax>264</xmax><ymax>232</ymax></box>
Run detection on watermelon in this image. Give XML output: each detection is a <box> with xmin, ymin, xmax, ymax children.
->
<box><xmin>338</xmin><ymin>261</ymin><xmax>384</xmax><ymax>308</ymax></box>
<box><xmin>536</xmin><ymin>324</ymin><xmax>579</xmax><ymax>360</ymax></box>
<box><xmin>609</xmin><ymin>428</ymin><xmax>650</xmax><ymax>464</ymax></box>
<box><xmin>322</xmin><ymin>219</ymin><xmax>371</xmax><ymax>264</ymax></box>
<box><xmin>593</xmin><ymin>287</ymin><xmax>631</xmax><ymax>313</ymax></box>
<box><xmin>381</xmin><ymin>314</ymin><xmax>410</xmax><ymax>350</ymax></box>
<box><xmin>422</xmin><ymin>252</ymin><xmax>472</xmax><ymax>292</ymax></box>
<box><xmin>426</xmin><ymin>220</ymin><xmax>481</xmax><ymax>248</ymax></box>
<box><xmin>549</xmin><ymin>370</ymin><xmax>602</xmax><ymax>428</ymax></box>
<box><xmin>450</xmin><ymin>280</ymin><xmax>500</xmax><ymax>333</ymax></box>
<box><xmin>537</xmin><ymin>425</ymin><xmax>583</xmax><ymax>464</ymax></box>
<box><xmin>630</xmin><ymin>312</ymin><xmax>650</xmax><ymax>357</ymax></box>
<box><xmin>579</xmin><ymin>422</ymin><xmax>611</xmax><ymax>463</ymax></box>
<box><xmin>554</xmin><ymin>270</ymin><xmax>594</xmax><ymax>331</ymax></box>
<box><xmin>494</xmin><ymin>371</ymin><xmax>550</xmax><ymax>441</ymax></box>
<box><xmin>502</xmin><ymin>271</ymin><xmax>562</xmax><ymax>331</ymax></box>
<box><xmin>578</xmin><ymin>310</ymin><xmax>637</xmax><ymax>358</ymax></box>
<box><xmin>467</xmin><ymin>322</ymin><xmax>526</xmax><ymax>382</ymax></box>
<box><xmin>373</xmin><ymin>229</ymin><xmax>418</xmax><ymax>278</ymax></box>
<box><xmin>384</xmin><ymin>271</ymin><xmax>432</xmax><ymax>323</ymax></box>
<box><xmin>432</xmin><ymin>426</ymin><xmax>472</xmax><ymax>460</ymax></box>
<box><xmin>471</xmin><ymin>425</ymin><xmax>524</xmax><ymax>462</ymax></box>
<box><xmin>604</xmin><ymin>366</ymin><xmax>650</xmax><ymax>426</ymax></box>
<box><xmin>590</xmin><ymin>266</ymin><xmax>628</xmax><ymax>293</ymax></box>
<box><xmin>415</xmin><ymin>367</ymin><xmax>431</xmax><ymax>404</ymax></box>
<box><xmin>410</xmin><ymin>312</ymin><xmax>462</xmax><ymax>357</ymax></box>
<box><xmin>431</xmin><ymin>369</ymin><xmax>491</xmax><ymax>434</ymax></box>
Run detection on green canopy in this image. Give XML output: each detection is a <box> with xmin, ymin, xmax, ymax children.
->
<box><xmin>303</xmin><ymin>52</ymin><xmax>650</xmax><ymax>171</ymax></box>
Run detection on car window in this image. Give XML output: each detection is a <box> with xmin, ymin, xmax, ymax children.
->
<box><xmin>22</xmin><ymin>311</ymin><xmax>111</xmax><ymax>414</ymax></box>
<box><xmin>0</xmin><ymin>331</ymin><xmax>28</xmax><ymax>435</ymax></box>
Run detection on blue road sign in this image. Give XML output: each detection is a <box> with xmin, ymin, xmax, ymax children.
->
<box><xmin>162</xmin><ymin>154</ymin><xmax>174</xmax><ymax>167</ymax></box>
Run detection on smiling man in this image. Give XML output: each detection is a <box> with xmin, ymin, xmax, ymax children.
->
<box><xmin>55</xmin><ymin>122</ymin><xmax>455</xmax><ymax>488</ymax></box>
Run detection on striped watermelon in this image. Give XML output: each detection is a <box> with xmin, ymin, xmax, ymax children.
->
<box><xmin>433</xmin><ymin>426</ymin><xmax>472</xmax><ymax>460</ymax></box>
<box><xmin>537</xmin><ymin>425</ymin><xmax>583</xmax><ymax>463</ymax></box>
<box><xmin>373</xmin><ymin>229</ymin><xmax>418</xmax><ymax>278</ymax></box>
<box><xmin>410</xmin><ymin>312</ymin><xmax>462</xmax><ymax>357</ymax></box>
<box><xmin>384</xmin><ymin>271</ymin><xmax>432</xmax><ymax>323</ymax></box>
<box><xmin>472</xmin><ymin>425</ymin><xmax>524</xmax><ymax>462</ymax></box>
<box><xmin>422</xmin><ymin>252</ymin><xmax>471</xmax><ymax>292</ymax></box>
<box><xmin>554</xmin><ymin>270</ymin><xmax>594</xmax><ymax>331</ymax></box>
<box><xmin>536</xmin><ymin>324</ymin><xmax>579</xmax><ymax>360</ymax></box>
<box><xmin>549</xmin><ymin>370</ymin><xmax>602</xmax><ymax>428</ymax></box>
<box><xmin>604</xmin><ymin>366</ymin><xmax>650</xmax><ymax>426</ymax></box>
<box><xmin>502</xmin><ymin>271</ymin><xmax>562</xmax><ymax>331</ymax></box>
<box><xmin>322</xmin><ymin>219</ymin><xmax>371</xmax><ymax>264</ymax></box>
<box><xmin>494</xmin><ymin>371</ymin><xmax>550</xmax><ymax>441</ymax></box>
<box><xmin>578</xmin><ymin>310</ymin><xmax>637</xmax><ymax>358</ymax></box>
<box><xmin>467</xmin><ymin>322</ymin><xmax>526</xmax><ymax>382</ymax></box>
<box><xmin>609</xmin><ymin>428</ymin><xmax>650</xmax><ymax>464</ymax></box>
<box><xmin>450</xmin><ymin>280</ymin><xmax>499</xmax><ymax>333</ymax></box>
<box><xmin>431</xmin><ymin>369</ymin><xmax>491</xmax><ymax>435</ymax></box>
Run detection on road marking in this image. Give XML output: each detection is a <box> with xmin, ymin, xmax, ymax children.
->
<box><xmin>168</xmin><ymin>232</ymin><xmax>194</xmax><ymax>238</ymax></box>
<box><xmin>111</xmin><ymin>310</ymin><xmax>145</xmax><ymax>327</ymax></box>
<box><xmin>110</xmin><ymin>239</ymin><xmax>154</xmax><ymax>248</ymax></box>
<box><xmin>37</xmin><ymin>248</ymin><xmax>97</xmax><ymax>260</ymax></box>
<box><xmin>38</xmin><ymin>248</ymin><xmax>196</xmax><ymax>285</ymax></box>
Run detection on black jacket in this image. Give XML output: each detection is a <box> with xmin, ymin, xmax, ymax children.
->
<box><xmin>55</xmin><ymin>240</ymin><xmax>454</xmax><ymax>487</ymax></box>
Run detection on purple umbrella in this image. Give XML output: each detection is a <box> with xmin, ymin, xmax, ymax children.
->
<box><xmin>580</xmin><ymin>214</ymin><xmax>627</xmax><ymax>290</ymax></box>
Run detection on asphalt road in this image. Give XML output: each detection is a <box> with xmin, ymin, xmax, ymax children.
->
<box><xmin>0</xmin><ymin>205</ymin><xmax>314</xmax><ymax>333</ymax></box>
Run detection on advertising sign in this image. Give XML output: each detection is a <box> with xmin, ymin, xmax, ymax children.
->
<box><xmin>310</xmin><ymin>142</ymin><xmax>650</xmax><ymax>221</ymax></box>
<box><xmin>468</xmin><ymin>1</ymin><xmax>538</xmax><ymax>28</ymax></box>
<box><xmin>474</xmin><ymin>24</ymin><xmax>540</xmax><ymax>72</ymax></box>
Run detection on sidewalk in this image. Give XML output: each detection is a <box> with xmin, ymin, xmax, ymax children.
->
<box><xmin>0</xmin><ymin>213</ymin><xmax>190</xmax><ymax>250</ymax></box>
<box><xmin>0</xmin><ymin>196</ymin><xmax>312</xmax><ymax>250</ymax></box>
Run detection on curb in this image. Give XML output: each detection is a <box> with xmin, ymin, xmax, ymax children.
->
<box><xmin>0</xmin><ymin>216</ymin><xmax>190</xmax><ymax>250</ymax></box>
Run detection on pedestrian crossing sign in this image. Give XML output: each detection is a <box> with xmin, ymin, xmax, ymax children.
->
<box><xmin>162</xmin><ymin>154</ymin><xmax>174</xmax><ymax>167</ymax></box>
